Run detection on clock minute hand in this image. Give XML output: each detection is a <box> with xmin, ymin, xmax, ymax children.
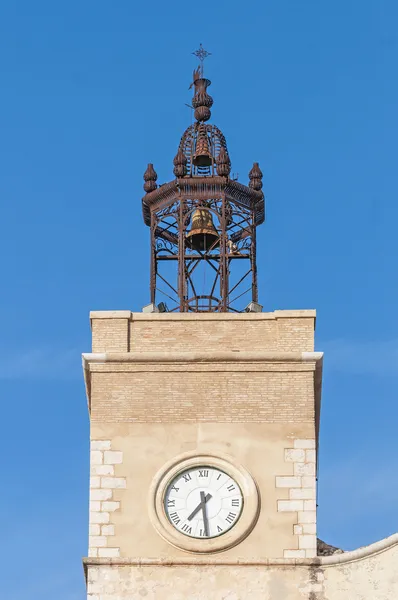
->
<box><xmin>187</xmin><ymin>492</ymin><xmax>212</xmax><ymax>521</ymax></box>
<box><xmin>200</xmin><ymin>491</ymin><xmax>210</xmax><ymax>537</ymax></box>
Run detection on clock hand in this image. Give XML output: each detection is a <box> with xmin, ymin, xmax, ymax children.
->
<box><xmin>200</xmin><ymin>491</ymin><xmax>210</xmax><ymax>537</ymax></box>
<box><xmin>187</xmin><ymin>492</ymin><xmax>212</xmax><ymax>521</ymax></box>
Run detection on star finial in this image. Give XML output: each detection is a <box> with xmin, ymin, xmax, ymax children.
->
<box><xmin>192</xmin><ymin>44</ymin><xmax>211</xmax><ymax>78</ymax></box>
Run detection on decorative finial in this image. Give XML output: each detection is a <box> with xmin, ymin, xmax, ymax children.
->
<box><xmin>192</xmin><ymin>43</ymin><xmax>211</xmax><ymax>78</ymax></box>
<box><xmin>190</xmin><ymin>45</ymin><xmax>213</xmax><ymax>123</ymax></box>
<box><xmin>216</xmin><ymin>146</ymin><xmax>231</xmax><ymax>177</ymax></box>
<box><xmin>173</xmin><ymin>149</ymin><xmax>187</xmax><ymax>178</ymax></box>
<box><xmin>249</xmin><ymin>162</ymin><xmax>263</xmax><ymax>191</ymax></box>
<box><xmin>143</xmin><ymin>163</ymin><xmax>158</xmax><ymax>193</ymax></box>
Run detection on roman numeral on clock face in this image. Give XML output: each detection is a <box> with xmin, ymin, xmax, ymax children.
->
<box><xmin>169</xmin><ymin>512</ymin><xmax>180</xmax><ymax>525</ymax></box>
<box><xmin>225</xmin><ymin>512</ymin><xmax>237</xmax><ymax>524</ymax></box>
<box><xmin>183</xmin><ymin>473</ymin><xmax>192</xmax><ymax>482</ymax></box>
<box><xmin>167</xmin><ymin>499</ymin><xmax>175</xmax><ymax>507</ymax></box>
<box><xmin>198</xmin><ymin>469</ymin><xmax>209</xmax><ymax>477</ymax></box>
<box><xmin>181</xmin><ymin>524</ymin><xmax>192</xmax><ymax>534</ymax></box>
<box><xmin>231</xmin><ymin>499</ymin><xmax>240</xmax><ymax>507</ymax></box>
<box><xmin>227</xmin><ymin>484</ymin><xmax>236</xmax><ymax>492</ymax></box>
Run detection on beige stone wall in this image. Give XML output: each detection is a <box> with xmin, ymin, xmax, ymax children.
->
<box><xmin>85</xmin><ymin>534</ymin><xmax>398</xmax><ymax>599</ymax></box>
<box><xmin>84</xmin><ymin>310</ymin><xmax>324</xmax><ymax>595</ymax></box>
<box><xmin>91</xmin><ymin>312</ymin><xmax>131</xmax><ymax>353</ymax></box>
<box><xmin>89</xmin><ymin>424</ymin><xmax>315</xmax><ymax>560</ymax></box>
<box><xmin>88</xmin><ymin>362</ymin><xmax>316</xmax><ymax>423</ymax></box>
<box><xmin>276</xmin><ymin>438</ymin><xmax>317</xmax><ymax>558</ymax></box>
<box><xmin>89</xmin><ymin>439</ymin><xmax>126</xmax><ymax>559</ymax></box>
<box><xmin>90</xmin><ymin>310</ymin><xmax>316</xmax><ymax>354</ymax></box>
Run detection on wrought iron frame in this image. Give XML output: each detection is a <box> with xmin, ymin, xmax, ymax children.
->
<box><xmin>142</xmin><ymin>58</ymin><xmax>265</xmax><ymax>313</ymax></box>
<box><xmin>144</xmin><ymin>178</ymin><xmax>264</xmax><ymax>312</ymax></box>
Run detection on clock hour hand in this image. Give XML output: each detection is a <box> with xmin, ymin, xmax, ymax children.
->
<box><xmin>187</xmin><ymin>492</ymin><xmax>212</xmax><ymax>521</ymax></box>
<box><xmin>200</xmin><ymin>491</ymin><xmax>210</xmax><ymax>537</ymax></box>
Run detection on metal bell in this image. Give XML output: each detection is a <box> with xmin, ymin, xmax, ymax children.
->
<box><xmin>192</xmin><ymin>127</ymin><xmax>213</xmax><ymax>167</ymax></box>
<box><xmin>186</xmin><ymin>208</ymin><xmax>219</xmax><ymax>251</ymax></box>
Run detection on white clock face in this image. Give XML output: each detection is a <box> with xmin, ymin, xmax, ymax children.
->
<box><xmin>164</xmin><ymin>466</ymin><xmax>244</xmax><ymax>538</ymax></box>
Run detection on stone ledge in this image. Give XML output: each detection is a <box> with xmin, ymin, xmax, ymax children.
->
<box><xmin>82</xmin><ymin>532</ymin><xmax>398</xmax><ymax>574</ymax></box>
<box><xmin>82</xmin><ymin>351</ymin><xmax>323</xmax><ymax>365</ymax></box>
<box><xmin>90</xmin><ymin>310</ymin><xmax>132</xmax><ymax>322</ymax></box>
<box><xmin>89</xmin><ymin>309</ymin><xmax>316</xmax><ymax>322</ymax></box>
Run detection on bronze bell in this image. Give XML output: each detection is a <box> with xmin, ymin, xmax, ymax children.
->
<box><xmin>186</xmin><ymin>208</ymin><xmax>219</xmax><ymax>251</ymax></box>
<box><xmin>192</xmin><ymin>127</ymin><xmax>213</xmax><ymax>167</ymax></box>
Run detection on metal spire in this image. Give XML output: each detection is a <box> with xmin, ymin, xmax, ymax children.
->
<box><xmin>192</xmin><ymin>43</ymin><xmax>211</xmax><ymax>78</ymax></box>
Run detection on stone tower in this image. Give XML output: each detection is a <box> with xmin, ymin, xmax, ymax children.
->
<box><xmin>82</xmin><ymin>52</ymin><xmax>398</xmax><ymax>600</ymax></box>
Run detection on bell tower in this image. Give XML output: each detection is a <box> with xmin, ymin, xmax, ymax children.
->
<box><xmin>83</xmin><ymin>49</ymin><xmax>322</xmax><ymax>599</ymax></box>
<box><xmin>143</xmin><ymin>48</ymin><xmax>264</xmax><ymax>313</ymax></box>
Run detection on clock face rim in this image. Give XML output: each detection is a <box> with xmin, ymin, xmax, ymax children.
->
<box><xmin>164</xmin><ymin>465</ymin><xmax>244</xmax><ymax>539</ymax></box>
<box><xmin>148</xmin><ymin>451</ymin><xmax>260</xmax><ymax>554</ymax></box>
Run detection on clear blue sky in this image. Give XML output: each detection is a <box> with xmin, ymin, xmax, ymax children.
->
<box><xmin>1</xmin><ymin>1</ymin><xmax>397</xmax><ymax>598</ymax></box>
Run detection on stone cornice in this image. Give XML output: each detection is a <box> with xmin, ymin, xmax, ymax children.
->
<box><xmin>82</xmin><ymin>351</ymin><xmax>323</xmax><ymax>365</ymax></box>
<box><xmin>82</xmin><ymin>532</ymin><xmax>398</xmax><ymax>575</ymax></box>
<box><xmin>89</xmin><ymin>309</ymin><xmax>316</xmax><ymax>323</ymax></box>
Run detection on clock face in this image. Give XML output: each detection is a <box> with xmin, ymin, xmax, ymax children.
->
<box><xmin>164</xmin><ymin>466</ymin><xmax>244</xmax><ymax>538</ymax></box>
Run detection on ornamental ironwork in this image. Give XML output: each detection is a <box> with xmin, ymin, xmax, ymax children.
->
<box><xmin>141</xmin><ymin>53</ymin><xmax>266</xmax><ymax>313</ymax></box>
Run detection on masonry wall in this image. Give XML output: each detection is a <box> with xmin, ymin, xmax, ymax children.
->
<box><xmin>88</xmin><ymin>423</ymin><xmax>316</xmax><ymax>560</ymax></box>
<box><xmin>85</xmin><ymin>536</ymin><xmax>398</xmax><ymax>599</ymax></box>
<box><xmin>84</xmin><ymin>310</ymin><xmax>321</xmax><ymax>588</ymax></box>
<box><xmin>89</xmin><ymin>364</ymin><xmax>316</xmax><ymax>423</ymax></box>
<box><xmin>90</xmin><ymin>310</ymin><xmax>316</xmax><ymax>354</ymax></box>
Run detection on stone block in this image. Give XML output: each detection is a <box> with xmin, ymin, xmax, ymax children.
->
<box><xmin>302</xmin><ymin>476</ymin><xmax>316</xmax><ymax>488</ymax></box>
<box><xmin>98</xmin><ymin>547</ymin><xmax>120</xmax><ymax>558</ymax></box>
<box><xmin>277</xmin><ymin>500</ymin><xmax>304</xmax><ymax>512</ymax></box>
<box><xmin>298</xmin><ymin>511</ymin><xmax>316</xmax><ymax>524</ymax></box>
<box><xmin>102</xmin><ymin>524</ymin><xmax>115</xmax><ymax>536</ymax></box>
<box><xmin>293</xmin><ymin>525</ymin><xmax>303</xmax><ymax>535</ymax></box>
<box><xmin>284</xmin><ymin>449</ymin><xmax>305</xmax><ymax>462</ymax></box>
<box><xmin>90</xmin><ymin>476</ymin><xmax>100</xmax><ymax>489</ymax></box>
<box><xmin>101</xmin><ymin>477</ymin><xmax>126</xmax><ymax>489</ymax></box>
<box><xmin>289</xmin><ymin>488</ymin><xmax>316</xmax><ymax>500</ymax></box>
<box><xmin>294</xmin><ymin>462</ymin><xmax>316</xmax><ymax>476</ymax></box>
<box><xmin>89</xmin><ymin>524</ymin><xmax>100</xmax><ymax>536</ymax></box>
<box><xmin>275</xmin><ymin>476</ymin><xmax>301</xmax><ymax>488</ymax></box>
<box><xmin>91</xmin><ymin>465</ymin><xmax>114</xmax><ymax>476</ymax></box>
<box><xmin>304</xmin><ymin>500</ymin><xmax>316</xmax><ymax>511</ymax></box>
<box><xmin>90</xmin><ymin>489</ymin><xmax>113</xmax><ymax>501</ymax></box>
<box><xmin>305</xmin><ymin>449</ymin><xmax>316</xmax><ymax>463</ymax></box>
<box><xmin>89</xmin><ymin>535</ymin><xmax>107</xmax><ymax>548</ymax></box>
<box><xmin>102</xmin><ymin>501</ymin><xmax>120</xmax><ymax>512</ymax></box>
<box><xmin>299</xmin><ymin>534</ymin><xmax>317</xmax><ymax>549</ymax></box>
<box><xmin>90</xmin><ymin>451</ymin><xmax>103</xmax><ymax>465</ymax></box>
<box><xmin>91</xmin><ymin>440</ymin><xmax>111</xmax><ymax>451</ymax></box>
<box><xmin>90</xmin><ymin>511</ymin><xmax>110</xmax><ymax>524</ymax></box>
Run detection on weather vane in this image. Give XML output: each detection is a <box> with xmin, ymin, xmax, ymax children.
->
<box><xmin>192</xmin><ymin>43</ymin><xmax>211</xmax><ymax>77</ymax></box>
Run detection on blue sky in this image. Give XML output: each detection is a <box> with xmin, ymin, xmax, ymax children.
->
<box><xmin>1</xmin><ymin>1</ymin><xmax>397</xmax><ymax>598</ymax></box>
